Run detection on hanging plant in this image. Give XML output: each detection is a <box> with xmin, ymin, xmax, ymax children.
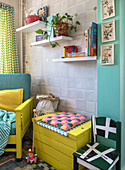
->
<box><xmin>35</xmin><ymin>13</ymin><xmax>80</xmax><ymax>48</ymax></box>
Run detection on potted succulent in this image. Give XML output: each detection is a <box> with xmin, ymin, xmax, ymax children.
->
<box><xmin>35</xmin><ymin>13</ymin><xmax>80</xmax><ymax>48</ymax></box>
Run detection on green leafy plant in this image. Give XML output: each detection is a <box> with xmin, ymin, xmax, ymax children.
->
<box><xmin>35</xmin><ymin>13</ymin><xmax>80</xmax><ymax>48</ymax></box>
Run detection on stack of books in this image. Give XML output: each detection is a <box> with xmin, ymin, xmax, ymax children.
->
<box><xmin>68</xmin><ymin>52</ymin><xmax>86</xmax><ymax>58</ymax></box>
<box><xmin>85</xmin><ymin>22</ymin><xmax>97</xmax><ymax>56</ymax></box>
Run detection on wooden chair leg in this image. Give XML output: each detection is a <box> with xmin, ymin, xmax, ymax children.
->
<box><xmin>74</xmin><ymin>155</ymin><xmax>79</xmax><ymax>170</ymax></box>
<box><xmin>16</xmin><ymin>139</ymin><xmax>22</xmax><ymax>159</ymax></box>
<box><xmin>16</xmin><ymin>112</ymin><xmax>22</xmax><ymax>159</ymax></box>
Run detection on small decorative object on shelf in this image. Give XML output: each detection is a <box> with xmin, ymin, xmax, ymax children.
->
<box><xmin>24</xmin><ymin>7</ymin><xmax>48</xmax><ymax>25</ymax></box>
<box><xmin>101</xmin><ymin>0</ymin><xmax>115</xmax><ymax>20</ymax></box>
<box><xmin>36</xmin><ymin>34</ymin><xmax>48</xmax><ymax>42</ymax></box>
<box><xmin>35</xmin><ymin>13</ymin><xmax>80</xmax><ymax>48</ymax></box>
<box><xmin>36</xmin><ymin>35</ymin><xmax>43</xmax><ymax>41</ymax></box>
<box><xmin>101</xmin><ymin>20</ymin><xmax>115</xmax><ymax>43</ymax></box>
<box><xmin>47</xmin><ymin>16</ymin><xmax>55</xmax><ymax>39</ymax></box>
<box><xmin>24</xmin><ymin>10</ymin><xmax>40</xmax><ymax>25</ymax></box>
<box><xmin>64</xmin><ymin>45</ymin><xmax>77</xmax><ymax>58</ymax></box>
<box><xmin>101</xmin><ymin>44</ymin><xmax>114</xmax><ymax>65</ymax></box>
<box><xmin>26</xmin><ymin>15</ymin><xmax>40</xmax><ymax>24</ymax></box>
<box><xmin>37</xmin><ymin>6</ymin><xmax>48</xmax><ymax>22</ymax></box>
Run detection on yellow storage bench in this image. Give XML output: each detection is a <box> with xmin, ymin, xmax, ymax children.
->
<box><xmin>34</xmin><ymin>113</ymin><xmax>91</xmax><ymax>170</ymax></box>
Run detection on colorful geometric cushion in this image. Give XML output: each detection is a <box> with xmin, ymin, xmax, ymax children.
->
<box><xmin>41</xmin><ymin>112</ymin><xmax>89</xmax><ymax>131</ymax></box>
<box><xmin>73</xmin><ymin>142</ymin><xmax>119</xmax><ymax>170</ymax></box>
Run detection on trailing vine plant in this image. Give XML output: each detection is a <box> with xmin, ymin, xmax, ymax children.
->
<box><xmin>35</xmin><ymin>13</ymin><xmax>80</xmax><ymax>48</ymax></box>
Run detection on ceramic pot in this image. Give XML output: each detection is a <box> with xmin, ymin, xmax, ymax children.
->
<box><xmin>55</xmin><ymin>22</ymin><xmax>68</xmax><ymax>36</ymax></box>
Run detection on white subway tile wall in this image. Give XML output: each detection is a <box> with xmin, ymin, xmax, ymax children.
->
<box><xmin>23</xmin><ymin>0</ymin><xmax>97</xmax><ymax>118</ymax></box>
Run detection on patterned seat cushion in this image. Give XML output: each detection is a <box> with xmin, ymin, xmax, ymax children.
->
<box><xmin>73</xmin><ymin>142</ymin><xmax>119</xmax><ymax>170</ymax></box>
<box><xmin>41</xmin><ymin>112</ymin><xmax>89</xmax><ymax>131</ymax></box>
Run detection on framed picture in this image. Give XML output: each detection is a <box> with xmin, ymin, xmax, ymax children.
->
<box><xmin>101</xmin><ymin>44</ymin><xmax>114</xmax><ymax>65</ymax></box>
<box><xmin>37</xmin><ymin>6</ymin><xmax>48</xmax><ymax>22</ymax></box>
<box><xmin>101</xmin><ymin>0</ymin><xmax>115</xmax><ymax>20</ymax></box>
<box><xmin>101</xmin><ymin>20</ymin><xmax>115</xmax><ymax>43</ymax></box>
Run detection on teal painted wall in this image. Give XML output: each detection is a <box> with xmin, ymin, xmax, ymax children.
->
<box><xmin>97</xmin><ymin>0</ymin><xmax>120</xmax><ymax>121</ymax></box>
<box><xmin>97</xmin><ymin>0</ymin><xmax>125</xmax><ymax>169</ymax></box>
<box><xmin>120</xmin><ymin>0</ymin><xmax>125</xmax><ymax>169</ymax></box>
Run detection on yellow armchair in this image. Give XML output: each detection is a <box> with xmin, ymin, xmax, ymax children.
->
<box><xmin>0</xmin><ymin>74</ymin><xmax>34</xmax><ymax>159</ymax></box>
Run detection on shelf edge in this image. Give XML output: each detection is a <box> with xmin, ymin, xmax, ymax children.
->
<box><xmin>52</xmin><ymin>56</ymin><xmax>97</xmax><ymax>63</ymax></box>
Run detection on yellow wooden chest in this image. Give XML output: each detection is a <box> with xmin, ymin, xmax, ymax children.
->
<box><xmin>34</xmin><ymin>113</ymin><xmax>91</xmax><ymax>170</ymax></box>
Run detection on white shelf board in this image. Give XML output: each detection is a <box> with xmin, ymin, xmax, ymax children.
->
<box><xmin>52</xmin><ymin>56</ymin><xmax>97</xmax><ymax>63</ymax></box>
<box><xmin>31</xmin><ymin>36</ymin><xmax>73</xmax><ymax>47</ymax></box>
<box><xmin>16</xmin><ymin>21</ymin><xmax>46</xmax><ymax>33</ymax></box>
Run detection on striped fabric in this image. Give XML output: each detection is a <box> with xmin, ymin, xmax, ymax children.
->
<box><xmin>0</xmin><ymin>110</ymin><xmax>15</xmax><ymax>156</ymax></box>
<box><xmin>0</xmin><ymin>3</ymin><xmax>19</xmax><ymax>74</ymax></box>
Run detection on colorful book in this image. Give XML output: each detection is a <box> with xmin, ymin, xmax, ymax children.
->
<box><xmin>68</xmin><ymin>56</ymin><xmax>86</xmax><ymax>58</ymax></box>
<box><xmin>91</xmin><ymin>22</ymin><xmax>97</xmax><ymax>56</ymax></box>
<box><xmin>68</xmin><ymin>52</ymin><xmax>86</xmax><ymax>58</ymax></box>
<box><xmin>85</xmin><ymin>30</ymin><xmax>87</xmax><ymax>56</ymax></box>
<box><xmin>89</xmin><ymin>26</ymin><xmax>92</xmax><ymax>56</ymax></box>
<box><xmin>87</xmin><ymin>29</ymin><xmax>89</xmax><ymax>56</ymax></box>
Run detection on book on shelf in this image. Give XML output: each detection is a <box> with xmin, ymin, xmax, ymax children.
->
<box><xmin>91</xmin><ymin>22</ymin><xmax>97</xmax><ymax>56</ymax></box>
<box><xmin>87</xmin><ymin>29</ymin><xmax>89</xmax><ymax>56</ymax></box>
<box><xmin>85</xmin><ymin>30</ymin><xmax>87</xmax><ymax>56</ymax></box>
<box><xmin>86</xmin><ymin>22</ymin><xmax>97</xmax><ymax>56</ymax></box>
<box><xmin>68</xmin><ymin>52</ymin><xmax>86</xmax><ymax>58</ymax></box>
<box><xmin>89</xmin><ymin>26</ymin><xmax>92</xmax><ymax>56</ymax></box>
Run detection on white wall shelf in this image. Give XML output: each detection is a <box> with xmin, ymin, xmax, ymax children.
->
<box><xmin>31</xmin><ymin>36</ymin><xmax>73</xmax><ymax>47</ymax></box>
<box><xmin>16</xmin><ymin>21</ymin><xmax>46</xmax><ymax>33</ymax></box>
<box><xmin>52</xmin><ymin>56</ymin><xmax>97</xmax><ymax>63</ymax></box>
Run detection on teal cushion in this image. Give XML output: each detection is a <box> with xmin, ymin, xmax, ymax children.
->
<box><xmin>0</xmin><ymin>74</ymin><xmax>31</xmax><ymax>102</ymax></box>
<box><xmin>10</xmin><ymin>121</ymin><xmax>16</xmax><ymax>135</ymax></box>
<box><xmin>10</xmin><ymin>119</ymin><xmax>22</xmax><ymax>135</ymax></box>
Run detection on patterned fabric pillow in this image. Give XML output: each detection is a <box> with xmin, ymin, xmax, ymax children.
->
<box><xmin>41</xmin><ymin>112</ymin><xmax>89</xmax><ymax>131</ymax></box>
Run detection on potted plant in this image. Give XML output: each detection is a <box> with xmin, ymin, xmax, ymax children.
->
<box><xmin>35</xmin><ymin>13</ymin><xmax>80</xmax><ymax>48</ymax></box>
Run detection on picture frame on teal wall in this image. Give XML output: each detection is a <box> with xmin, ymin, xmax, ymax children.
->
<box><xmin>101</xmin><ymin>0</ymin><xmax>115</xmax><ymax>20</ymax></box>
<box><xmin>101</xmin><ymin>20</ymin><xmax>115</xmax><ymax>43</ymax></box>
<box><xmin>101</xmin><ymin>44</ymin><xmax>114</xmax><ymax>65</ymax></box>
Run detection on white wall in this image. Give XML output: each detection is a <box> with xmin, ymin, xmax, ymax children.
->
<box><xmin>23</xmin><ymin>0</ymin><xmax>97</xmax><ymax>118</ymax></box>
